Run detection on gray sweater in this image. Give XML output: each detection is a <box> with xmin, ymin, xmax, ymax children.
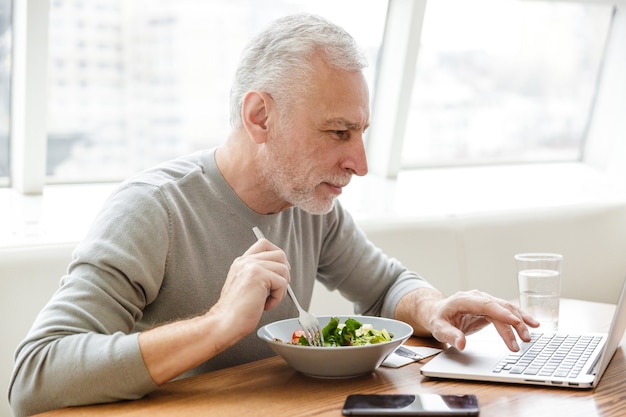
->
<box><xmin>9</xmin><ymin>149</ymin><xmax>431</xmax><ymax>417</ymax></box>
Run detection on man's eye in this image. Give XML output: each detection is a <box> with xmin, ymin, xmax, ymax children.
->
<box><xmin>334</xmin><ymin>130</ymin><xmax>349</xmax><ymax>140</ymax></box>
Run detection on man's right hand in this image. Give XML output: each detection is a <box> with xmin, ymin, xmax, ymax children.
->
<box><xmin>138</xmin><ymin>236</ymin><xmax>291</xmax><ymax>385</ymax></box>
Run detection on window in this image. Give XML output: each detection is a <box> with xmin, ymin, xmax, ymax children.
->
<box><xmin>45</xmin><ymin>0</ymin><xmax>388</xmax><ymax>183</ymax></box>
<box><xmin>402</xmin><ymin>0</ymin><xmax>613</xmax><ymax>168</ymax></box>
<box><xmin>5</xmin><ymin>0</ymin><xmax>626</xmax><ymax>194</ymax></box>
<box><xmin>0</xmin><ymin>0</ymin><xmax>10</xmax><ymax>185</ymax></box>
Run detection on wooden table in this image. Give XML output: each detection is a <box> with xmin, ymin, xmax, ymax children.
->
<box><xmin>36</xmin><ymin>299</ymin><xmax>626</xmax><ymax>417</ymax></box>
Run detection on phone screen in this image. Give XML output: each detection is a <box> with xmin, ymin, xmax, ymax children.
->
<box><xmin>342</xmin><ymin>394</ymin><xmax>479</xmax><ymax>416</ymax></box>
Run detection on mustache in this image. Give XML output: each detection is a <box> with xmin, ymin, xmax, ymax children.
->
<box><xmin>324</xmin><ymin>174</ymin><xmax>352</xmax><ymax>188</ymax></box>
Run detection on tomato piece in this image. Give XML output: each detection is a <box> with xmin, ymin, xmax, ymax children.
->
<box><xmin>291</xmin><ymin>329</ymin><xmax>306</xmax><ymax>344</ymax></box>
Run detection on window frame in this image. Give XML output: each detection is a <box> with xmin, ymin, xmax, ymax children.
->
<box><xmin>10</xmin><ymin>0</ymin><xmax>48</xmax><ymax>193</ymax></box>
<box><xmin>7</xmin><ymin>0</ymin><xmax>626</xmax><ymax>193</ymax></box>
<box><xmin>366</xmin><ymin>0</ymin><xmax>626</xmax><ymax>178</ymax></box>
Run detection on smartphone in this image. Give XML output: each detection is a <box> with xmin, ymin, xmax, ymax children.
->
<box><xmin>342</xmin><ymin>394</ymin><xmax>479</xmax><ymax>416</ymax></box>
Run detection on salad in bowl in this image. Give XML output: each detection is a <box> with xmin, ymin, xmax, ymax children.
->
<box><xmin>257</xmin><ymin>315</ymin><xmax>413</xmax><ymax>378</ymax></box>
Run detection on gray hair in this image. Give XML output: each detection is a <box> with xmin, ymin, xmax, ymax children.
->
<box><xmin>229</xmin><ymin>13</ymin><xmax>368</xmax><ymax>128</ymax></box>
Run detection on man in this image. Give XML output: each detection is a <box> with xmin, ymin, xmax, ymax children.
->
<box><xmin>9</xmin><ymin>13</ymin><xmax>537</xmax><ymax>417</ymax></box>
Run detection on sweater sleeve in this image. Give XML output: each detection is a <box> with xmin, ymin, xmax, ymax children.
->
<box><xmin>8</xmin><ymin>184</ymin><xmax>168</xmax><ymax>417</ymax></box>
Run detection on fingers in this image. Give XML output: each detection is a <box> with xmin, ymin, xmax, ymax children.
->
<box><xmin>243</xmin><ymin>238</ymin><xmax>292</xmax><ymax>293</ymax></box>
<box><xmin>246</xmin><ymin>238</ymin><xmax>292</xmax><ymax>273</ymax></box>
<box><xmin>429</xmin><ymin>318</ymin><xmax>467</xmax><ymax>351</ymax></box>
<box><xmin>430</xmin><ymin>290</ymin><xmax>538</xmax><ymax>352</ymax></box>
<box><xmin>238</xmin><ymin>236</ymin><xmax>291</xmax><ymax>308</ymax></box>
<box><xmin>492</xmin><ymin>322</ymin><xmax>522</xmax><ymax>351</ymax></box>
<box><xmin>262</xmin><ymin>274</ymin><xmax>289</xmax><ymax>311</ymax></box>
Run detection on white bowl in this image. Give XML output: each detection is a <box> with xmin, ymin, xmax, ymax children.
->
<box><xmin>257</xmin><ymin>315</ymin><xmax>413</xmax><ymax>378</ymax></box>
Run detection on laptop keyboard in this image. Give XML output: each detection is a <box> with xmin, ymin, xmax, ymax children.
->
<box><xmin>493</xmin><ymin>333</ymin><xmax>603</xmax><ymax>378</ymax></box>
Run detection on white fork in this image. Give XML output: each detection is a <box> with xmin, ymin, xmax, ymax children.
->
<box><xmin>252</xmin><ymin>227</ymin><xmax>324</xmax><ymax>347</ymax></box>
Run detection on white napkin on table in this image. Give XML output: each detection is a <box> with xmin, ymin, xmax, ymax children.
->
<box><xmin>382</xmin><ymin>345</ymin><xmax>443</xmax><ymax>368</ymax></box>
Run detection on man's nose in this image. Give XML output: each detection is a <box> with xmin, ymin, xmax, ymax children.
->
<box><xmin>343</xmin><ymin>136</ymin><xmax>368</xmax><ymax>176</ymax></box>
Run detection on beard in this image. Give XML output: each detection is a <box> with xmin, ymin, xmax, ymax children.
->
<box><xmin>284</xmin><ymin>171</ymin><xmax>350</xmax><ymax>215</ymax></box>
<box><xmin>261</xmin><ymin>134</ymin><xmax>351</xmax><ymax>215</ymax></box>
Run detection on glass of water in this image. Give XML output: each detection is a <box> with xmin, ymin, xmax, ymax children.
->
<box><xmin>514</xmin><ymin>253</ymin><xmax>563</xmax><ymax>331</ymax></box>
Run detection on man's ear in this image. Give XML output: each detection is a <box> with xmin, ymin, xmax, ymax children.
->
<box><xmin>241</xmin><ymin>91</ymin><xmax>272</xmax><ymax>144</ymax></box>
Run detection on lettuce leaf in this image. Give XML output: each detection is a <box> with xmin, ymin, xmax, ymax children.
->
<box><xmin>321</xmin><ymin>317</ymin><xmax>393</xmax><ymax>347</ymax></box>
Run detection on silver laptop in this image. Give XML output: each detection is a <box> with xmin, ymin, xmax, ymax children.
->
<box><xmin>420</xmin><ymin>278</ymin><xmax>626</xmax><ymax>389</ymax></box>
